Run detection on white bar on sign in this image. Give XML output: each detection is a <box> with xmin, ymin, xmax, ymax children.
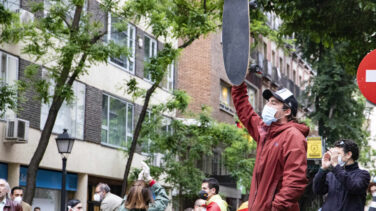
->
<box><xmin>366</xmin><ymin>70</ymin><xmax>376</xmax><ymax>82</ymax></box>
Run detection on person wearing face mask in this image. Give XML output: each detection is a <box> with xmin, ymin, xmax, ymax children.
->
<box><xmin>313</xmin><ymin>139</ymin><xmax>370</xmax><ymax>211</ymax></box>
<box><xmin>94</xmin><ymin>183</ymin><xmax>122</xmax><ymax>211</ymax></box>
<box><xmin>11</xmin><ymin>186</ymin><xmax>31</xmax><ymax>211</ymax></box>
<box><xmin>232</xmin><ymin>83</ymin><xmax>309</xmax><ymax>211</ymax></box>
<box><xmin>67</xmin><ymin>199</ymin><xmax>83</xmax><ymax>211</ymax></box>
<box><xmin>199</xmin><ymin>178</ymin><xmax>227</xmax><ymax>211</ymax></box>
<box><xmin>0</xmin><ymin>179</ymin><xmax>22</xmax><ymax>211</ymax></box>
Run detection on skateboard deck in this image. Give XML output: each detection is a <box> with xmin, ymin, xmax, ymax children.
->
<box><xmin>222</xmin><ymin>0</ymin><xmax>250</xmax><ymax>85</ymax></box>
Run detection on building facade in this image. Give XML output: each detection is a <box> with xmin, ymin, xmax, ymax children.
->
<box><xmin>0</xmin><ymin>0</ymin><xmax>176</xmax><ymax>210</ymax></box>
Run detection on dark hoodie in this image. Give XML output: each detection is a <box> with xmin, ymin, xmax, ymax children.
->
<box><xmin>232</xmin><ymin>83</ymin><xmax>309</xmax><ymax>211</ymax></box>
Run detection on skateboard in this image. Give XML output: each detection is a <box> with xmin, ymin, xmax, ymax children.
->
<box><xmin>222</xmin><ymin>0</ymin><xmax>250</xmax><ymax>85</ymax></box>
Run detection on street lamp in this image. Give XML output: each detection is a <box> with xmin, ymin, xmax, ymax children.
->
<box><xmin>55</xmin><ymin>129</ymin><xmax>75</xmax><ymax>211</ymax></box>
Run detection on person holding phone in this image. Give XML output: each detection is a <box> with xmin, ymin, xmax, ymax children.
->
<box><xmin>313</xmin><ymin>139</ymin><xmax>370</xmax><ymax>211</ymax></box>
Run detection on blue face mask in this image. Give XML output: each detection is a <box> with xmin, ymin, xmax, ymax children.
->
<box><xmin>338</xmin><ymin>155</ymin><xmax>346</xmax><ymax>167</ymax></box>
<box><xmin>262</xmin><ymin>105</ymin><xmax>278</xmax><ymax>126</ymax></box>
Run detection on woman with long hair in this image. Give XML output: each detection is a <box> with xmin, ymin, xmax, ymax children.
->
<box><xmin>120</xmin><ymin>162</ymin><xmax>169</xmax><ymax>211</ymax></box>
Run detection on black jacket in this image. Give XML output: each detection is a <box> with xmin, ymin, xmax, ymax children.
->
<box><xmin>313</xmin><ymin>162</ymin><xmax>370</xmax><ymax>211</ymax></box>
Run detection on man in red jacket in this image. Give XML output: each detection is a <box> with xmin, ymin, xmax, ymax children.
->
<box><xmin>200</xmin><ymin>178</ymin><xmax>227</xmax><ymax>211</ymax></box>
<box><xmin>232</xmin><ymin>83</ymin><xmax>309</xmax><ymax>211</ymax></box>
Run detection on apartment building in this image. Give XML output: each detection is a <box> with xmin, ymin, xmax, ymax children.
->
<box><xmin>0</xmin><ymin>1</ymin><xmax>176</xmax><ymax>210</ymax></box>
<box><xmin>177</xmin><ymin>11</ymin><xmax>314</xmax><ymax>211</ymax></box>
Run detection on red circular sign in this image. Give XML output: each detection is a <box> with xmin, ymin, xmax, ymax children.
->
<box><xmin>357</xmin><ymin>49</ymin><xmax>376</xmax><ymax>104</ymax></box>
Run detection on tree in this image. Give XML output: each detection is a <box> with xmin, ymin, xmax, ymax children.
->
<box><xmin>0</xmin><ymin>0</ymin><xmax>137</xmax><ymax>203</ymax></box>
<box><xmin>119</xmin><ymin>0</ymin><xmax>223</xmax><ymax>195</ymax></box>
<box><xmin>138</xmin><ymin>104</ymin><xmax>253</xmax><ymax>210</ymax></box>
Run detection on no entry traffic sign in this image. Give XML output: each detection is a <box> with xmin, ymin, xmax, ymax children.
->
<box><xmin>357</xmin><ymin>49</ymin><xmax>376</xmax><ymax>104</ymax></box>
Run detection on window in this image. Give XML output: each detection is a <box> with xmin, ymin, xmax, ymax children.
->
<box><xmin>247</xmin><ymin>86</ymin><xmax>256</xmax><ymax>108</ymax></box>
<box><xmin>279</xmin><ymin>57</ymin><xmax>283</xmax><ymax>73</ymax></box>
<box><xmin>144</xmin><ymin>35</ymin><xmax>157</xmax><ymax>81</ymax></box>
<box><xmin>293</xmin><ymin>70</ymin><xmax>296</xmax><ymax>82</ymax></box>
<box><xmin>286</xmin><ymin>64</ymin><xmax>290</xmax><ymax>78</ymax></box>
<box><xmin>263</xmin><ymin>42</ymin><xmax>267</xmax><ymax>57</ymax></box>
<box><xmin>101</xmin><ymin>94</ymin><xmax>134</xmax><ymax>148</ymax></box>
<box><xmin>272</xmin><ymin>51</ymin><xmax>275</xmax><ymax>66</ymax></box>
<box><xmin>40</xmin><ymin>80</ymin><xmax>85</xmax><ymax>140</ymax></box>
<box><xmin>220</xmin><ymin>84</ymin><xmax>231</xmax><ymax>106</ymax></box>
<box><xmin>0</xmin><ymin>51</ymin><xmax>18</xmax><ymax>119</ymax></box>
<box><xmin>212</xmin><ymin>151</ymin><xmax>223</xmax><ymax>175</ymax></box>
<box><xmin>1</xmin><ymin>0</ymin><xmax>19</xmax><ymax>12</ymax></box>
<box><xmin>299</xmin><ymin>76</ymin><xmax>302</xmax><ymax>86</ymax></box>
<box><xmin>108</xmin><ymin>14</ymin><xmax>136</xmax><ymax>73</ymax></box>
<box><xmin>161</xmin><ymin>63</ymin><xmax>174</xmax><ymax>91</ymax></box>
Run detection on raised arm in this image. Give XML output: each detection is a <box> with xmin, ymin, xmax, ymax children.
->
<box><xmin>231</xmin><ymin>82</ymin><xmax>263</xmax><ymax>142</ymax></box>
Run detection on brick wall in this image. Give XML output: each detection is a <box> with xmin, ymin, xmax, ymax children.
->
<box><xmin>177</xmin><ymin>34</ymin><xmax>213</xmax><ymax>116</ymax></box>
<box><xmin>17</xmin><ymin>58</ymin><xmax>41</xmax><ymax>129</ymax></box>
<box><xmin>177</xmin><ymin>30</ymin><xmax>237</xmax><ymax>125</ymax></box>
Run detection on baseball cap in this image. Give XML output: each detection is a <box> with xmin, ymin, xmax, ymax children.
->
<box><xmin>263</xmin><ymin>88</ymin><xmax>298</xmax><ymax>116</ymax></box>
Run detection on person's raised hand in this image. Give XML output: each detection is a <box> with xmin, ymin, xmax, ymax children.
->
<box><xmin>141</xmin><ymin>161</ymin><xmax>152</xmax><ymax>182</ymax></box>
<box><xmin>321</xmin><ymin>152</ymin><xmax>331</xmax><ymax>170</ymax></box>
<box><xmin>138</xmin><ymin>169</ymin><xmax>145</xmax><ymax>181</ymax></box>
<box><xmin>330</xmin><ymin>148</ymin><xmax>339</xmax><ymax>167</ymax></box>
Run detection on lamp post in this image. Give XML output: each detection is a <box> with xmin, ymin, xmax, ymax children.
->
<box><xmin>55</xmin><ymin>129</ymin><xmax>75</xmax><ymax>211</ymax></box>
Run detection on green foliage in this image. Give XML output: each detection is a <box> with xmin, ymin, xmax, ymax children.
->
<box><xmin>139</xmin><ymin>105</ymin><xmax>255</xmax><ymax>197</ymax></box>
<box><xmin>0</xmin><ymin>83</ymin><xmax>18</xmax><ymax>117</ymax></box>
<box><xmin>249</xmin><ymin>8</ymin><xmax>294</xmax><ymax>51</ymax></box>
<box><xmin>304</xmin><ymin>47</ymin><xmax>368</xmax><ymax>146</ymax></box>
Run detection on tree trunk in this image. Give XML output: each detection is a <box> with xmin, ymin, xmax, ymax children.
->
<box><xmin>121</xmin><ymin>38</ymin><xmax>194</xmax><ymax>196</ymax></box>
<box><xmin>179</xmin><ymin>186</ymin><xmax>183</xmax><ymax>211</ymax></box>
<box><xmin>121</xmin><ymin>82</ymin><xmax>159</xmax><ymax>196</ymax></box>
<box><xmin>316</xmin><ymin>43</ymin><xmax>324</xmax><ymax>137</ymax></box>
<box><xmin>24</xmin><ymin>96</ymin><xmax>65</xmax><ymax>204</ymax></box>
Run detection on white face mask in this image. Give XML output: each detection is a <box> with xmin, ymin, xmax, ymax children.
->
<box><xmin>93</xmin><ymin>193</ymin><xmax>101</xmax><ymax>202</ymax></box>
<box><xmin>262</xmin><ymin>105</ymin><xmax>278</xmax><ymax>126</ymax></box>
<box><xmin>14</xmin><ymin>196</ymin><xmax>22</xmax><ymax>204</ymax></box>
<box><xmin>338</xmin><ymin>155</ymin><xmax>346</xmax><ymax>167</ymax></box>
<box><xmin>372</xmin><ymin>192</ymin><xmax>376</xmax><ymax>197</ymax></box>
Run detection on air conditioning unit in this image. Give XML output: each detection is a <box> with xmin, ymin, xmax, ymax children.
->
<box><xmin>4</xmin><ymin>118</ymin><xmax>29</xmax><ymax>143</ymax></box>
<box><xmin>19</xmin><ymin>9</ymin><xmax>34</xmax><ymax>24</ymax></box>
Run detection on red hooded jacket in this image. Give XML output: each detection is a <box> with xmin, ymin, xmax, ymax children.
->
<box><xmin>232</xmin><ymin>83</ymin><xmax>309</xmax><ymax>211</ymax></box>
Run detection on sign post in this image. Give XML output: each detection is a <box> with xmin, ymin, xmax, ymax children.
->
<box><xmin>307</xmin><ymin>137</ymin><xmax>323</xmax><ymax>160</ymax></box>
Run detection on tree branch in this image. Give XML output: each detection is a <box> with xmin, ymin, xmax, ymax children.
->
<box><xmin>60</xmin><ymin>14</ymin><xmax>71</xmax><ymax>28</ymax></box>
<box><xmin>178</xmin><ymin>35</ymin><xmax>198</xmax><ymax>49</ymax></box>
<box><xmin>72</xmin><ymin>5</ymin><xmax>83</xmax><ymax>31</ymax></box>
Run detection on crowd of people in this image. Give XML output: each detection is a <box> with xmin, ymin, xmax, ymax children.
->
<box><xmin>1</xmin><ymin>80</ymin><xmax>376</xmax><ymax>211</ymax></box>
